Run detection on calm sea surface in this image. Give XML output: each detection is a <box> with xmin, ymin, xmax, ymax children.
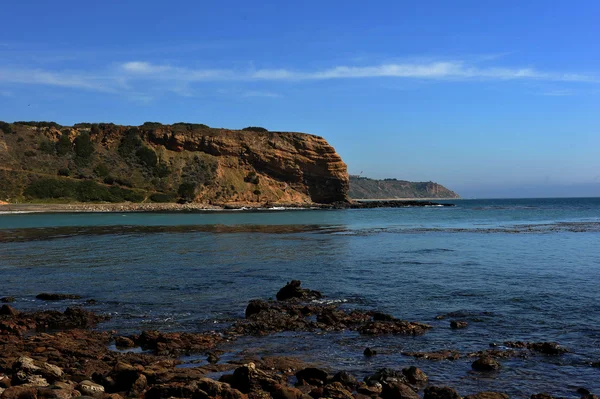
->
<box><xmin>1</xmin><ymin>198</ymin><xmax>599</xmax><ymax>396</ymax></box>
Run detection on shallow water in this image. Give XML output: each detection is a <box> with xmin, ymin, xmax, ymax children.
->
<box><xmin>1</xmin><ymin>198</ymin><xmax>599</xmax><ymax>397</ymax></box>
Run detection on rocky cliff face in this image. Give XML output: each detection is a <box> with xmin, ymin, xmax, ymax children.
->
<box><xmin>0</xmin><ymin>122</ymin><xmax>349</xmax><ymax>204</ymax></box>
<box><xmin>349</xmin><ymin>176</ymin><xmax>459</xmax><ymax>199</ymax></box>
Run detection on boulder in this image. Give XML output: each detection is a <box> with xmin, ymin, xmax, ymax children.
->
<box><xmin>0</xmin><ymin>386</ymin><xmax>38</xmax><ymax>399</ymax></box>
<box><xmin>332</xmin><ymin>371</ymin><xmax>358</xmax><ymax>389</ymax></box>
<box><xmin>322</xmin><ymin>382</ymin><xmax>354</xmax><ymax>399</ymax></box>
<box><xmin>0</xmin><ymin>297</ymin><xmax>15</xmax><ymax>303</ymax></box>
<box><xmin>0</xmin><ymin>305</ymin><xmax>18</xmax><ymax>316</ymax></box>
<box><xmin>363</xmin><ymin>347</ymin><xmax>377</xmax><ymax>357</ymax></box>
<box><xmin>11</xmin><ymin>357</ymin><xmax>63</xmax><ymax>386</ymax></box>
<box><xmin>450</xmin><ymin>320</ymin><xmax>468</xmax><ymax>329</ymax></box>
<box><xmin>402</xmin><ymin>366</ymin><xmax>428</xmax><ymax>386</ymax></box>
<box><xmin>424</xmin><ymin>386</ymin><xmax>462</xmax><ymax>399</ymax></box>
<box><xmin>245</xmin><ymin>299</ymin><xmax>271</xmax><ymax>318</ymax></box>
<box><xmin>296</xmin><ymin>368</ymin><xmax>328</xmax><ymax>386</ymax></box>
<box><xmin>77</xmin><ymin>380</ymin><xmax>104</xmax><ymax>398</ymax></box>
<box><xmin>276</xmin><ymin>281</ymin><xmax>322</xmax><ymax>301</ymax></box>
<box><xmin>471</xmin><ymin>356</ymin><xmax>501</xmax><ymax>372</ymax></box>
<box><xmin>382</xmin><ymin>382</ymin><xmax>420</xmax><ymax>399</ymax></box>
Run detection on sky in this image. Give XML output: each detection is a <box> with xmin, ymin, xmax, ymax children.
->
<box><xmin>1</xmin><ymin>0</ymin><xmax>599</xmax><ymax>198</ymax></box>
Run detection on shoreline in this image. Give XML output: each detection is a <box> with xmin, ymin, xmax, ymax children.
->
<box><xmin>0</xmin><ymin>199</ymin><xmax>456</xmax><ymax>214</ymax></box>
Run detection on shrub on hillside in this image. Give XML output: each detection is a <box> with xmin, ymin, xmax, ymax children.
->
<box><xmin>15</xmin><ymin>121</ymin><xmax>62</xmax><ymax>129</ymax></box>
<box><xmin>39</xmin><ymin>139</ymin><xmax>56</xmax><ymax>155</ymax></box>
<box><xmin>155</xmin><ymin>162</ymin><xmax>170</xmax><ymax>178</ymax></box>
<box><xmin>178</xmin><ymin>182</ymin><xmax>197</xmax><ymax>202</ymax></box>
<box><xmin>135</xmin><ymin>146</ymin><xmax>157</xmax><ymax>168</ymax></box>
<box><xmin>149</xmin><ymin>192</ymin><xmax>177</xmax><ymax>203</ymax></box>
<box><xmin>0</xmin><ymin>121</ymin><xmax>13</xmax><ymax>134</ymax></box>
<box><xmin>57</xmin><ymin>168</ymin><xmax>71</xmax><ymax>177</ymax></box>
<box><xmin>242</xmin><ymin>126</ymin><xmax>268</xmax><ymax>132</ymax></box>
<box><xmin>56</xmin><ymin>133</ymin><xmax>72</xmax><ymax>156</ymax></box>
<box><xmin>74</xmin><ymin>132</ymin><xmax>94</xmax><ymax>159</ymax></box>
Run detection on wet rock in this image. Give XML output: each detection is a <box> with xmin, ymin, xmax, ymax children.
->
<box><xmin>35</xmin><ymin>294</ymin><xmax>81</xmax><ymax>301</ymax></box>
<box><xmin>358</xmin><ymin>320</ymin><xmax>432</xmax><ymax>336</ymax></box>
<box><xmin>0</xmin><ymin>297</ymin><xmax>15</xmax><ymax>303</ymax></box>
<box><xmin>0</xmin><ymin>305</ymin><xmax>18</xmax><ymax>316</ymax></box>
<box><xmin>372</xmin><ymin>312</ymin><xmax>395</xmax><ymax>322</ymax></box>
<box><xmin>135</xmin><ymin>330</ymin><xmax>222</xmax><ymax>356</ymax></box>
<box><xmin>358</xmin><ymin>382</ymin><xmax>382</xmax><ymax>396</ymax></box>
<box><xmin>245</xmin><ymin>299</ymin><xmax>271</xmax><ymax>317</ymax></box>
<box><xmin>450</xmin><ymin>320</ymin><xmax>468</xmax><ymax>329</ymax></box>
<box><xmin>222</xmin><ymin>363</ymin><xmax>282</xmax><ymax>394</ymax></box>
<box><xmin>36</xmin><ymin>386</ymin><xmax>74</xmax><ymax>399</ymax></box>
<box><xmin>77</xmin><ymin>380</ymin><xmax>104</xmax><ymax>398</ymax></box>
<box><xmin>0</xmin><ymin>377</ymin><xmax>10</xmax><ymax>388</ymax></box>
<box><xmin>271</xmin><ymin>383</ymin><xmax>310</xmax><ymax>399</ymax></box>
<box><xmin>402</xmin><ymin>366</ymin><xmax>428</xmax><ymax>386</ymax></box>
<box><xmin>424</xmin><ymin>386</ymin><xmax>462</xmax><ymax>399</ymax></box>
<box><xmin>471</xmin><ymin>356</ymin><xmax>501</xmax><ymax>372</ymax></box>
<box><xmin>207</xmin><ymin>352</ymin><xmax>220</xmax><ymax>364</ymax></box>
<box><xmin>577</xmin><ymin>389</ymin><xmax>591</xmax><ymax>396</ymax></box>
<box><xmin>276</xmin><ymin>280</ymin><xmax>322</xmax><ymax>301</ymax></box>
<box><xmin>464</xmin><ymin>392</ymin><xmax>509</xmax><ymax>399</ymax></box>
<box><xmin>382</xmin><ymin>382</ymin><xmax>420</xmax><ymax>399</ymax></box>
<box><xmin>467</xmin><ymin>349</ymin><xmax>524</xmax><ymax>360</ymax></box>
<box><xmin>402</xmin><ymin>350</ymin><xmax>461</xmax><ymax>361</ymax></box>
<box><xmin>503</xmin><ymin>341</ymin><xmax>567</xmax><ymax>355</ymax></box>
<box><xmin>332</xmin><ymin>371</ymin><xmax>358</xmax><ymax>389</ymax></box>
<box><xmin>363</xmin><ymin>347</ymin><xmax>377</xmax><ymax>357</ymax></box>
<box><xmin>296</xmin><ymin>367</ymin><xmax>328</xmax><ymax>386</ymax></box>
<box><xmin>107</xmin><ymin>361</ymin><xmax>140</xmax><ymax>393</ymax></box>
<box><xmin>0</xmin><ymin>386</ymin><xmax>38</xmax><ymax>399</ymax></box>
<box><xmin>591</xmin><ymin>362</ymin><xmax>600</xmax><ymax>368</ymax></box>
<box><xmin>113</xmin><ymin>336</ymin><xmax>135</xmax><ymax>348</ymax></box>
<box><xmin>323</xmin><ymin>382</ymin><xmax>354</xmax><ymax>399</ymax></box>
<box><xmin>365</xmin><ymin>369</ymin><xmax>406</xmax><ymax>386</ymax></box>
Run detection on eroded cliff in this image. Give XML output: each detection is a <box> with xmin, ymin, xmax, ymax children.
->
<box><xmin>0</xmin><ymin>122</ymin><xmax>349</xmax><ymax>204</ymax></box>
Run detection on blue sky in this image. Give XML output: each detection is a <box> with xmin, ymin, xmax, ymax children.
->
<box><xmin>1</xmin><ymin>0</ymin><xmax>599</xmax><ymax>198</ymax></box>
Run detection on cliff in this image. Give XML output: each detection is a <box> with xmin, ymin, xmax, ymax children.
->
<box><xmin>0</xmin><ymin>122</ymin><xmax>349</xmax><ymax>204</ymax></box>
<box><xmin>349</xmin><ymin>176</ymin><xmax>459</xmax><ymax>199</ymax></box>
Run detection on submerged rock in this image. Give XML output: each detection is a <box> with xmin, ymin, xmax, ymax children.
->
<box><xmin>402</xmin><ymin>350</ymin><xmax>461</xmax><ymax>361</ymax></box>
<box><xmin>363</xmin><ymin>347</ymin><xmax>377</xmax><ymax>357</ymax></box>
<box><xmin>450</xmin><ymin>320</ymin><xmax>468</xmax><ymax>329</ymax></box>
<box><xmin>402</xmin><ymin>366</ymin><xmax>428</xmax><ymax>386</ymax></box>
<box><xmin>472</xmin><ymin>356</ymin><xmax>501</xmax><ymax>372</ymax></box>
<box><xmin>465</xmin><ymin>393</ymin><xmax>509</xmax><ymax>399</ymax></box>
<box><xmin>503</xmin><ymin>341</ymin><xmax>567</xmax><ymax>355</ymax></box>
<box><xmin>36</xmin><ymin>293</ymin><xmax>82</xmax><ymax>301</ymax></box>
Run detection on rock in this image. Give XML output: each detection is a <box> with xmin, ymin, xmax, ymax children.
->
<box><xmin>372</xmin><ymin>312</ymin><xmax>395</xmax><ymax>321</ymax></box>
<box><xmin>113</xmin><ymin>336</ymin><xmax>135</xmax><ymax>348</ymax></box>
<box><xmin>503</xmin><ymin>341</ymin><xmax>567</xmax><ymax>355</ymax></box>
<box><xmin>358</xmin><ymin>320</ymin><xmax>432</xmax><ymax>336</ymax></box>
<box><xmin>332</xmin><ymin>371</ymin><xmax>358</xmax><ymax>389</ymax></box>
<box><xmin>578</xmin><ymin>389</ymin><xmax>591</xmax><ymax>396</ymax></box>
<box><xmin>402</xmin><ymin>366</ymin><xmax>428</xmax><ymax>386</ymax></box>
<box><xmin>358</xmin><ymin>382</ymin><xmax>382</xmax><ymax>396</ymax></box>
<box><xmin>11</xmin><ymin>357</ymin><xmax>63</xmax><ymax>386</ymax></box>
<box><xmin>424</xmin><ymin>386</ymin><xmax>462</xmax><ymax>399</ymax></box>
<box><xmin>472</xmin><ymin>356</ymin><xmax>501</xmax><ymax>372</ymax></box>
<box><xmin>0</xmin><ymin>297</ymin><xmax>15</xmax><ymax>303</ymax></box>
<box><xmin>363</xmin><ymin>347</ymin><xmax>377</xmax><ymax>357</ymax></box>
<box><xmin>270</xmin><ymin>383</ymin><xmax>309</xmax><ymax>399</ymax></box>
<box><xmin>0</xmin><ymin>305</ymin><xmax>18</xmax><ymax>316</ymax></box>
<box><xmin>450</xmin><ymin>320</ymin><xmax>468</xmax><ymax>329</ymax></box>
<box><xmin>245</xmin><ymin>299</ymin><xmax>271</xmax><ymax>317</ymax></box>
<box><xmin>0</xmin><ymin>386</ymin><xmax>38</xmax><ymax>399</ymax></box>
<box><xmin>402</xmin><ymin>350</ymin><xmax>461</xmax><ymax>361</ymax></box>
<box><xmin>36</xmin><ymin>386</ymin><xmax>74</xmax><ymax>399</ymax></box>
<box><xmin>465</xmin><ymin>393</ymin><xmax>509</xmax><ymax>399</ymax></box>
<box><xmin>382</xmin><ymin>382</ymin><xmax>420</xmax><ymax>399</ymax></box>
<box><xmin>0</xmin><ymin>377</ymin><xmax>10</xmax><ymax>388</ymax></box>
<box><xmin>108</xmin><ymin>361</ymin><xmax>140</xmax><ymax>393</ymax></box>
<box><xmin>323</xmin><ymin>382</ymin><xmax>354</xmax><ymax>399</ymax></box>
<box><xmin>207</xmin><ymin>352</ymin><xmax>220</xmax><ymax>364</ymax></box>
<box><xmin>77</xmin><ymin>380</ymin><xmax>104</xmax><ymax>398</ymax></box>
<box><xmin>531</xmin><ymin>394</ymin><xmax>556</xmax><ymax>399</ymax></box>
<box><xmin>591</xmin><ymin>362</ymin><xmax>600</xmax><ymax>367</ymax></box>
<box><xmin>296</xmin><ymin>367</ymin><xmax>328</xmax><ymax>385</ymax></box>
<box><xmin>35</xmin><ymin>294</ymin><xmax>81</xmax><ymax>301</ymax></box>
<box><xmin>365</xmin><ymin>369</ymin><xmax>406</xmax><ymax>386</ymax></box>
<box><xmin>276</xmin><ymin>280</ymin><xmax>322</xmax><ymax>301</ymax></box>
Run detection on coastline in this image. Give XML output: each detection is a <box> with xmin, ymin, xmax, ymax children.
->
<box><xmin>0</xmin><ymin>199</ymin><xmax>457</xmax><ymax>214</ymax></box>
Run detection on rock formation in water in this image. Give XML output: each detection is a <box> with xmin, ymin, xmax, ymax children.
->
<box><xmin>0</xmin><ymin>122</ymin><xmax>349</xmax><ymax>204</ymax></box>
<box><xmin>349</xmin><ymin>175</ymin><xmax>459</xmax><ymax>199</ymax></box>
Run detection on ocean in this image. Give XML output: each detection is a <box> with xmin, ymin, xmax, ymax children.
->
<box><xmin>1</xmin><ymin>198</ymin><xmax>599</xmax><ymax>396</ymax></box>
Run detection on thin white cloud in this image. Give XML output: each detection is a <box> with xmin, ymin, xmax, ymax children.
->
<box><xmin>0</xmin><ymin>59</ymin><xmax>597</xmax><ymax>98</ymax></box>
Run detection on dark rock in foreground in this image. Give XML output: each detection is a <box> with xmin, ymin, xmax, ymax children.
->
<box><xmin>472</xmin><ymin>356</ymin><xmax>501</xmax><ymax>372</ymax></box>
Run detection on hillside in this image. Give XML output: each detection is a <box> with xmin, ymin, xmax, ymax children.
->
<box><xmin>0</xmin><ymin>122</ymin><xmax>349</xmax><ymax>205</ymax></box>
<box><xmin>349</xmin><ymin>175</ymin><xmax>459</xmax><ymax>199</ymax></box>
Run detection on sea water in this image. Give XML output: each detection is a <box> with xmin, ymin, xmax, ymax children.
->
<box><xmin>1</xmin><ymin>198</ymin><xmax>599</xmax><ymax>396</ymax></box>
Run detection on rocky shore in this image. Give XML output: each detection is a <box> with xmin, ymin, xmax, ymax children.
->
<box><xmin>0</xmin><ymin>281</ymin><xmax>592</xmax><ymax>399</ymax></box>
<box><xmin>0</xmin><ymin>200</ymin><xmax>454</xmax><ymax>214</ymax></box>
